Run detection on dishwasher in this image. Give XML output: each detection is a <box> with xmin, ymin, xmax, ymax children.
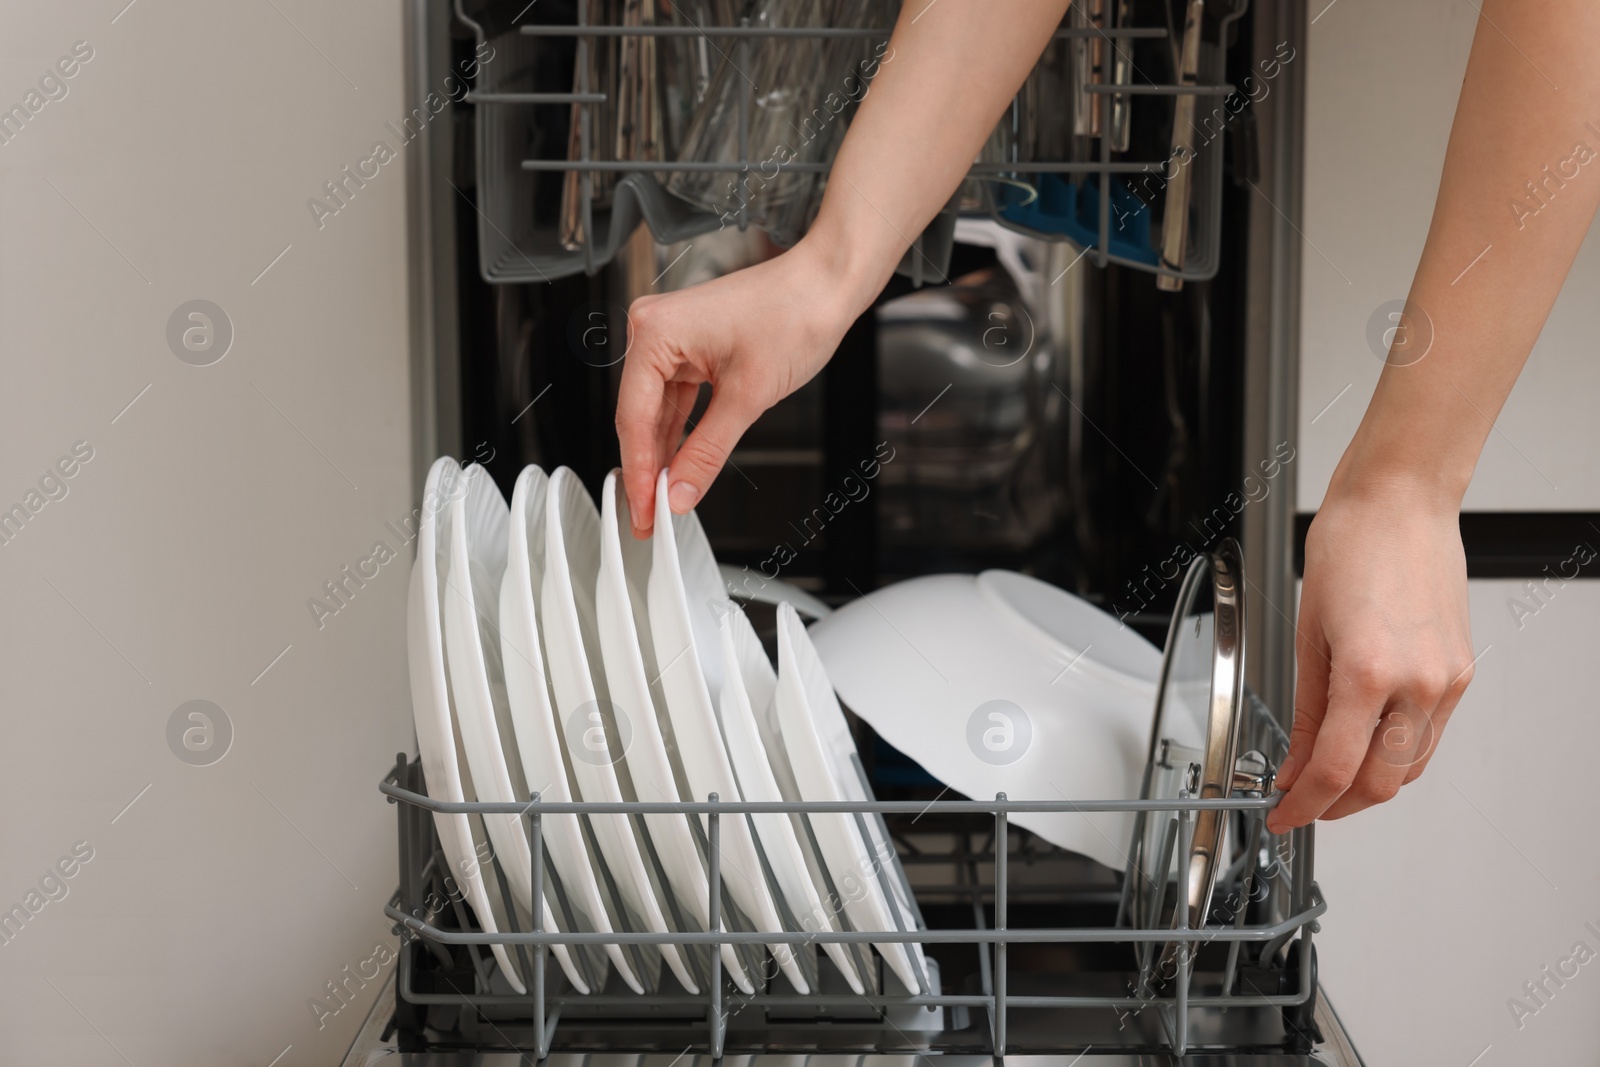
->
<box><xmin>348</xmin><ymin>0</ymin><xmax>1349</xmax><ymax>1061</ymax></box>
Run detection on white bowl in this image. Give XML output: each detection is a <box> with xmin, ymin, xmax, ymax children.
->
<box><xmin>807</xmin><ymin>570</ymin><xmax>1161</xmax><ymax>872</ymax></box>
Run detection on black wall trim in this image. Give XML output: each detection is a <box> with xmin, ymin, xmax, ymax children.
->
<box><xmin>1294</xmin><ymin>512</ymin><xmax>1600</xmax><ymax>579</ymax></box>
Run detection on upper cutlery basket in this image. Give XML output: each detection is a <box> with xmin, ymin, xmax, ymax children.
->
<box><xmin>455</xmin><ymin>0</ymin><xmax>1247</xmax><ymax>287</ymax></box>
<box><xmin>379</xmin><ymin>690</ymin><xmax>1325</xmax><ymax>1060</ymax></box>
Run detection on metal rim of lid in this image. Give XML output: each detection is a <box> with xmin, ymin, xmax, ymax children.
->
<box><xmin>1184</xmin><ymin>536</ymin><xmax>1246</xmax><ymax>930</ymax></box>
<box><xmin>1134</xmin><ymin>536</ymin><xmax>1247</xmax><ymax>945</ymax></box>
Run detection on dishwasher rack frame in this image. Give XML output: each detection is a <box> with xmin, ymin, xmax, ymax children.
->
<box><xmin>380</xmin><ymin>694</ymin><xmax>1324</xmax><ymax>1061</ymax></box>
<box><xmin>454</xmin><ymin>0</ymin><xmax>1247</xmax><ymax>286</ymax></box>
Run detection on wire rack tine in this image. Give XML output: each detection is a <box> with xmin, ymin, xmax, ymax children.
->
<box><xmin>993</xmin><ymin>794</ymin><xmax>1008</xmax><ymax>1056</ymax></box>
<box><xmin>707</xmin><ymin>792</ymin><xmax>725</xmax><ymax>1058</ymax></box>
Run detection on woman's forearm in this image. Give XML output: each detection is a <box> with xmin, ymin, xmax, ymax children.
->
<box><xmin>1334</xmin><ymin>0</ymin><xmax>1600</xmax><ymax>510</ymax></box>
<box><xmin>796</xmin><ymin>0</ymin><xmax>1073</xmax><ymax>315</ymax></box>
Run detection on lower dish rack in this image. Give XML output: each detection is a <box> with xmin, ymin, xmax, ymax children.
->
<box><xmin>378</xmin><ymin>689</ymin><xmax>1325</xmax><ymax>1060</ymax></box>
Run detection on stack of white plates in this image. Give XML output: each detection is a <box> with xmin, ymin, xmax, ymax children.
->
<box><xmin>405</xmin><ymin>458</ymin><xmax>928</xmax><ymax>996</ymax></box>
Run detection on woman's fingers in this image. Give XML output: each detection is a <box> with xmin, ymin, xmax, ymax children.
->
<box><xmin>652</xmin><ymin>386</ymin><xmax>685</xmax><ymax>487</ymax></box>
<box><xmin>616</xmin><ymin>345</ymin><xmax>671</xmax><ymax>538</ymax></box>
<box><xmin>665</xmin><ymin>387</ymin><xmax>759</xmax><ymax>514</ymax></box>
<box><xmin>1272</xmin><ymin>638</ymin><xmax>1474</xmax><ymax>827</ymax></box>
<box><xmin>617</xmin><ymin>293</ymin><xmax>708</xmax><ymax>537</ymax></box>
<box><xmin>1383</xmin><ymin>655</ymin><xmax>1471</xmax><ymax>788</ymax></box>
<box><xmin>1275</xmin><ymin>613</ymin><xmax>1332</xmax><ymax>796</ymax></box>
<box><xmin>1266</xmin><ymin>658</ymin><xmax>1387</xmax><ymax>833</ymax></box>
<box><xmin>1321</xmin><ymin>654</ymin><xmax>1470</xmax><ymax>819</ymax></box>
<box><xmin>1319</xmin><ymin>697</ymin><xmax>1433</xmax><ymax>820</ymax></box>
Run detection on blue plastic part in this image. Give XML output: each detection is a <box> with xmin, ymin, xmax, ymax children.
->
<box><xmin>997</xmin><ymin>173</ymin><xmax>1159</xmax><ymax>266</ymax></box>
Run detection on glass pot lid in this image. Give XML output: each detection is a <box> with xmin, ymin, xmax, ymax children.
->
<box><xmin>1132</xmin><ymin>536</ymin><xmax>1247</xmax><ymax>944</ymax></box>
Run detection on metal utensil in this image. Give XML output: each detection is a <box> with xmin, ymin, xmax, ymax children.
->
<box><xmin>1070</xmin><ymin>2</ymin><xmax>1092</xmax><ymax>138</ymax></box>
<box><xmin>1108</xmin><ymin>0</ymin><xmax>1134</xmax><ymax>150</ymax></box>
<box><xmin>614</xmin><ymin>0</ymin><xmax>666</xmax><ymax>164</ymax></box>
<box><xmin>1156</xmin><ymin>0</ymin><xmax>1204</xmax><ymax>289</ymax></box>
<box><xmin>1085</xmin><ymin>0</ymin><xmax>1106</xmax><ymax>138</ymax></box>
<box><xmin>560</xmin><ymin>0</ymin><xmax>597</xmax><ymax>249</ymax></box>
<box><xmin>558</xmin><ymin>53</ymin><xmax>589</xmax><ymax>249</ymax></box>
<box><xmin>560</xmin><ymin>0</ymin><xmax>620</xmax><ymax>251</ymax></box>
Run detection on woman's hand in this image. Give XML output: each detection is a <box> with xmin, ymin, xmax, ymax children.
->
<box><xmin>1267</xmin><ymin>477</ymin><xmax>1476</xmax><ymax>834</ymax></box>
<box><xmin>615</xmin><ymin>239</ymin><xmax>864</xmax><ymax>537</ymax></box>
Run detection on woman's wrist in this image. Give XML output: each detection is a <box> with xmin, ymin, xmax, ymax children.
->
<box><xmin>786</xmin><ymin>220</ymin><xmax>900</xmax><ymax>330</ymax></box>
<box><xmin>1324</xmin><ymin>432</ymin><xmax>1471</xmax><ymax>518</ymax></box>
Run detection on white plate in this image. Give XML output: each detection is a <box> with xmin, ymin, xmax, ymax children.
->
<box><xmin>597</xmin><ymin>471</ymin><xmax>757</xmax><ymax>993</ymax></box>
<box><xmin>441</xmin><ymin>464</ymin><xmax>598</xmax><ymax>992</ymax></box>
<box><xmin>719</xmin><ymin>603</ymin><xmax>865</xmax><ymax>993</ymax></box>
<box><xmin>647</xmin><ymin>469</ymin><xmax>810</xmax><ymax>993</ymax></box>
<box><xmin>775</xmin><ymin>602</ymin><xmax>927</xmax><ymax>993</ymax></box>
<box><xmin>501</xmin><ymin>464</ymin><xmax>640</xmax><ymax>994</ymax></box>
<box><xmin>543</xmin><ymin>467</ymin><xmax>696</xmax><ymax>994</ymax></box>
<box><xmin>719</xmin><ymin>563</ymin><xmax>833</xmax><ymax>620</ymax></box>
<box><xmin>441</xmin><ymin>466</ymin><xmax>543</xmax><ymax>921</ymax></box>
<box><xmin>406</xmin><ymin>456</ymin><xmax>578</xmax><ymax>994</ymax></box>
<box><xmin>806</xmin><ymin>571</ymin><xmax>1158</xmax><ymax>871</ymax></box>
<box><xmin>792</xmin><ymin>603</ymin><xmax>930</xmax><ymax>988</ymax></box>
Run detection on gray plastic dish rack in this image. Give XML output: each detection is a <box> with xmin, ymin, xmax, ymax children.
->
<box><xmin>379</xmin><ymin>688</ymin><xmax>1325</xmax><ymax>1060</ymax></box>
<box><xmin>452</xmin><ymin>0</ymin><xmax>1245</xmax><ymax>286</ymax></box>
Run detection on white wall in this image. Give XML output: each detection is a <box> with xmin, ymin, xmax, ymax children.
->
<box><xmin>1301</xmin><ymin>1</ymin><xmax>1600</xmax><ymax>1062</ymax></box>
<box><xmin>1299</xmin><ymin>0</ymin><xmax>1600</xmax><ymax>513</ymax></box>
<box><xmin>1311</xmin><ymin>580</ymin><xmax>1600</xmax><ymax>1064</ymax></box>
<box><xmin>0</xmin><ymin>3</ymin><xmax>416</xmax><ymax>1064</ymax></box>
